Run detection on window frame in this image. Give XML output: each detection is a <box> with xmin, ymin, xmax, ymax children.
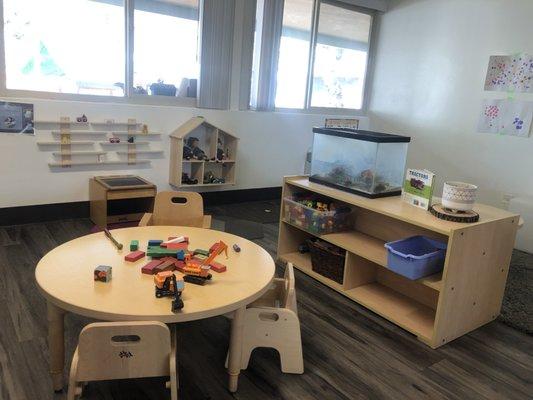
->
<box><xmin>0</xmin><ymin>0</ymin><xmax>199</xmax><ymax>107</ymax></box>
<box><xmin>273</xmin><ymin>0</ymin><xmax>376</xmax><ymax>115</ymax></box>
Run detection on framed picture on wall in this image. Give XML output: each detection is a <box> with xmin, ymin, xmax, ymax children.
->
<box><xmin>0</xmin><ymin>101</ymin><xmax>34</xmax><ymax>135</ymax></box>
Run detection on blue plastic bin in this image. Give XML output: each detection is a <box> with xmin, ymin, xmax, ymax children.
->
<box><xmin>384</xmin><ymin>236</ymin><xmax>447</xmax><ymax>280</ymax></box>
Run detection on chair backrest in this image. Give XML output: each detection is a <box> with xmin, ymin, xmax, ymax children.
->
<box><xmin>282</xmin><ymin>263</ymin><xmax>297</xmax><ymax>313</ymax></box>
<box><xmin>76</xmin><ymin>321</ymin><xmax>171</xmax><ymax>382</ymax></box>
<box><xmin>152</xmin><ymin>191</ymin><xmax>205</xmax><ymax>227</ymax></box>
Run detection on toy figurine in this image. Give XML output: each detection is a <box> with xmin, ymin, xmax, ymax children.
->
<box><xmin>233</xmin><ymin>244</ymin><xmax>241</xmax><ymax>253</ymax></box>
<box><xmin>142</xmin><ymin>124</ymin><xmax>149</xmax><ymax>134</ymax></box>
<box><xmin>76</xmin><ymin>114</ymin><xmax>88</xmax><ymax>123</ymax></box>
<box><xmin>182</xmin><ymin>173</ymin><xmax>198</xmax><ymax>185</ymax></box>
<box><xmin>216</xmin><ymin>138</ymin><xmax>226</xmax><ymax>161</ymax></box>
<box><xmin>94</xmin><ymin>265</ymin><xmax>112</xmax><ymax>282</ymax></box>
<box><xmin>183</xmin><ymin>145</ymin><xmax>193</xmax><ymax>160</ymax></box>
<box><xmin>127</xmin><ymin>136</ymin><xmax>135</xmax><ymax>143</ymax></box>
<box><xmin>186</xmin><ymin>137</ymin><xmax>208</xmax><ymax>160</ymax></box>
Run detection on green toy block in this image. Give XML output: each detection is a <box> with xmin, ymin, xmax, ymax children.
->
<box><xmin>130</xmin><ymin>240</ymin><xmax>139</xmax><ymax>251</ymax></box>
<box><xmin>146</xmin><ymin>246</ymin><xmax>178</xmax><ymax>258</ymax></box>
<box><xmin>193</xmin><ymin>249</ymin><xmax>210</xmax><ymax>257</ymax></box>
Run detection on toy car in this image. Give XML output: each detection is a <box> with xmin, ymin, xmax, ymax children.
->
<box><xmin>109</xmin><ymin>137</ymin><xmax>120</xmax><ymax>143</ymax></box>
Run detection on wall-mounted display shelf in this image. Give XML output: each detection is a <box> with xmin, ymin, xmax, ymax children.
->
<box><xmin>111</xmin><ymin>131</ymin><xmax>161</xmax><ymax>136</ymax></box>
<box><xmin>116</xmin><ymin>150</ymin><xmax>164</xmax><ymax>155</ymax></box>
<box><xmin>52</xmin><ymin>151</ymin><xmax>106</xmax><ymax>156</ymax></box>
<box><xmin>48</xmin><ymin>160</ymin><xmax>150</xmax><ymax>167</ymax></box>
<box><xmin>169</xmin><ymin>116</ymin><xmax>238</xmax><ymax>187</ymax></box>
<box><xmin>277</xmin><ymin>176</ymin><xmax>519</xmax><ymax>349</ymax></box>
<box><xmin>51</xmin><ymin>131</ymin><xmax>108</xmax><ymax>135</ymax></box>
<box><xmin>37</xmin><ymin>141</ymin><xmax>95</xmax><ymax>146</ymax></box>
<box><xmin>36</xmin><ymin>117</ymin><xmax>162</xmax><ymax>169</ymax></box>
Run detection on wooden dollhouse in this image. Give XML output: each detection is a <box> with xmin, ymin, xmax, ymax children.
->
<box><xmin>169</xmin><ymin>117</ymin><xmax>238</xmax><ymax>187</ymax></box>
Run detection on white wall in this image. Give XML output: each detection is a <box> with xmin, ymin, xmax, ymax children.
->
<box><xmin>0</xmin><ymin>98</ymin><xmax>367</xmax><ymax>208</ymax></box>
<box><xmin>369</xmin><ymin>0</ymin><xmax>533</xmax><ymax>207</ymax></box>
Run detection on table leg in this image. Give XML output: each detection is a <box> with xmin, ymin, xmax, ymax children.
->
<box><xmin>227</xmin><ymin>307</ymin><xmax>245</xmax><ymax>393</ymax></box>
<box><xmin>47</xmin><ymin>302</ymin><xmax>65</xmax><ymax>392</ymax></box>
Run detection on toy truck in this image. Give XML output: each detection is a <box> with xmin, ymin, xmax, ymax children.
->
<box><xmin>154</xmin><ymin>271</ymin><xmax>184</xmax><ymax>312</ymax></box>
<box><xmin>183</xmin><ymin>241</ymin><xmax>228</xmax><ymax>285</ymax></box>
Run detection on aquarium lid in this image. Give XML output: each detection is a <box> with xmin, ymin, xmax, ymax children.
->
<box><xmin>312</xmin><ymin>127</ymin><xmax>411</xmax><ymax>143</ymax></box>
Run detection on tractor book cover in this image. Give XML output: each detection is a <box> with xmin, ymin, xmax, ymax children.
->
<box><xmin>402</xmin><ymin>169</ymin><xmax>435</xmax><ymax>210</ymax></box>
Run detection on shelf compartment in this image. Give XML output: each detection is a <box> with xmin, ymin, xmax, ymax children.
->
<box><xmin>345</xmin><ymin>283</ymin><xmax>435</xmax><ymax>342</ymax></box>
<box><xmin>279</xmin><ymin>251</ymin><xmax>344</xmax><ymax>293</ymax></box>
<box><xmin>282</xmin><ymin>219</ymin><xmax>443</xmax><ymax>291</ymax></box>
<box><xmin>180</xmin><ymin>182</ymin><xmax>236</xmax><ymax>187</ymax></box>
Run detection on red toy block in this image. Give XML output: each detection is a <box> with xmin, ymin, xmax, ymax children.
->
<box><xmin>210</xmin><ymin>261</ymin><xmax>227</xmax><ymax>273</ymax></box>
<box><xmin>174</xmin><ymin>260</ymin><xmax>186</xmax><ymax>272</ymax></box>
<box><xmin>166</xmin><ymin>242</ymin><xmax>189</xmax><ymax>250</ymax></box>
<box><xmin>153</xmin><ymin>260</ymin><xmax>176</xmax><ymax>273</ymax></box>
<box><xmin>125</xmin><ymin>250</ymin><xmax>145</xmax><ymax>262</ymax></box>
<box><xmin>209</xmin><ymin>243</ymin><xmax>219</xmax><ymax>254</ymax></box>
<box><xmin>141</xmin><ymin>259</ymin><xmax>163</xmax><ymax>275</ymax></box>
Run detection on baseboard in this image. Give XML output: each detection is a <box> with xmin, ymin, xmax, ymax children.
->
<box><xmin>0</xmin><ymin>186</ymin><xmax>282</xmax><ymax>226</ymax></box>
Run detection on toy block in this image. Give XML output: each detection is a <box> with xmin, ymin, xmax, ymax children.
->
<box><xmin>141</xmin><ymin>259</ymin><xmax>163</xmax><ymax>275</ymax></box>
<box><xmin>175</xmin><ymin>260</ymin><xmax>186</xmax><ymax>272</ymax></box>
<box><xmin>210</xmin><ymin>261</ymin><xmax>227</xmax><ymax>273</ymax></box>
<box><xmin>161</xmin><ymin>236</ymin><xmax>189</xmax><ymax>247</ymax></box>
<box><xmin>176</xmin><ymin>250</ymin><xmax>186</xmax><ymax>261</ymax></box>
<box><xmin>166</xmin><ymin>242</ymin><xmax>189</xmax><ymax>250</ymax></box>
<box><xmin>233</xmin><ymin>244</ymin><xmax>241</xmax><ymax>252</ymax></box>
<box><xmin>148</xmin><ymin>239</ymin><xmax>163</xmax><ymax>247</ymax></box>
<box><xmin>94</xmin><ymin>265</ymin><xmax>112</xmax><ymax>282</ymax></box>
<box><xmin>193</xmin><ymin>254</ymin><xmax>208</xmax><ymax>261</ymax></box>
<box><xmin>130</xmin><ymin>240</ymin><xmax>139</xmax><ymax>251</ymax></box>
<box><xmin>194</xmin><ymin>249</ymin><xmax>210</xmax><ymax>257</ymax></box>
<box><xmin>146</xmin><ymin>246</ymin><xmax>179</xmax><ymax>258</ymax></box>
<box><xmin>153</xmin><ymin>260</ymin><xmax>176</xmax><ymax>274</ymax></box>
<box><xmin>125</xmin><ymin>250</ymin><xmax>145</xmax><ymax>262</ymax></box>
<box><xmin>209</xmin><ymin>243</ymin><xmax>219</xmax><ymax>253</ymax></box>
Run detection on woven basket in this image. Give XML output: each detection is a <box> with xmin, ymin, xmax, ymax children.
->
<box><xmin>307</xmin><ymin>239</ymin><xmax>346</xmax><ymax>284</ymax></box>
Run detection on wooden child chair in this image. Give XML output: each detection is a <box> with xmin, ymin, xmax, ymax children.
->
<box><xmin>67</xmin><ymin>321</ymin><xmax>177</xmax><ymax>400</ymax></box>
<box><xmin>227</xmin><ymin>263</ymin><xmax>304</xmax><ymax>374</ymax></box>
<box><xmin>139</xmin><ymin>191</ymin><xmax>211</xmax><ymax>228</ymax></box>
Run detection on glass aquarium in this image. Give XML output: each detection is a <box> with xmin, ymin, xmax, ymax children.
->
<box><xmin>309</xmin><ymin>128</ymin><xmax>410</xmax><ymax>198</ymax></box>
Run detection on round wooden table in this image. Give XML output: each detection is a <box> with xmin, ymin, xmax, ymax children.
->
<box><xmin>35</xmin><ymin>226</ymin><xmax>276</xmax><ymax>393</ymax></box>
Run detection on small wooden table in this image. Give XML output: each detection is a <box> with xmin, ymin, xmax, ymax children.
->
<box><xmin>89</xmin><ymin>175</ymin><xmax>157</xmax><ymax>228</ymax></box>
<box><xmin>35</xmin><ymin>226</ymin><xmax>275</xmax><ymax>393</ymax></box>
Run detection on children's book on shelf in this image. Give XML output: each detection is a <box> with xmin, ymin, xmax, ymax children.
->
<box><xmin>402</xmin><ymin>169</ymin><xmax>435</xmax><ymax>210</ymax></box>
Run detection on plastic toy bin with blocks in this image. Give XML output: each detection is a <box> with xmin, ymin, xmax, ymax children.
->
<box><xmin>283</xmin><ymin>196</ymin><xmax>352</xmax><ymax>235</ymax></box>
<box><xmin>384</xmin><ymin>236</ymin><xmax>447</xmax><ymax>280</ymax></box>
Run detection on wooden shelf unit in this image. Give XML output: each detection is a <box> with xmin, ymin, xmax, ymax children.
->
<box><xmin>277</xmin><ymin>176</ymin><xmax>519</xmax><ymax>348</ymax></box>
<box><xmin>169</xmin><ymin>117</ymin><xmax>238</xmax><ymax>187</ymax></box>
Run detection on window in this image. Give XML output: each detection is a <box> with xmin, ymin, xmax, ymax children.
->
<box><xmin>2</xmin><ymin>0</ymin><xmax>200</xmax><ymax>99</ymax></box>
<box><xmin>310</xmin><ymin>2</ymin><xmax>371</xmax><ymax>109</ymax></box>
<box><xmin>3</xmin><ymin>0</ymin><xmax>125</xmax><ymax>96</ymax></box>
<box><xmin>133</xmin><ymin>0</ymin><xmax>199</xmax><ymax>96</ymax></box>
<box><xmin>251</xmin><ymin>0</ymin><xmax>373</xmax><ymax>111</ymax></box>
<box><xmin>275</xmin><ymin>0</ymin><xmax>313</xmax><ymax>109</ymax></box>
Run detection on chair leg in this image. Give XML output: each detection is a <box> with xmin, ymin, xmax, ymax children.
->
<box><xmin>278</xmin><ymin>323</ymin><xmax>304</xmax><ymax>374</ymax></box>
<box><xmin>67</xmin><ymin>348</ymin><xmax>80</xmax><ymax>400</ymax></box>
<box><xmin>169</xmin><ymin>324</ymin><xmax>178</xmax><ymax>400</ymax></box>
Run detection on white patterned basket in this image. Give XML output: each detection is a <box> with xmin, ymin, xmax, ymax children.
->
<box><xmin>442</xmin><ymin>181</ymin><xmax>478</xmax><ymax>211</ymax></box>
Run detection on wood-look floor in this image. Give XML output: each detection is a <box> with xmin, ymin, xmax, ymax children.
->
<box><xmin>0</xmin><ymin>204</ymin><xmax>532</xmax><ymax>400</ymax></box>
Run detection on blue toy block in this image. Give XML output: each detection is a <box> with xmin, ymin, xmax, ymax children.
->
<box><xmin>176</xmin><ymin>250</ymin><xmax>185</xmax><ymax>261</ymax></box>
<box><xmin>148</xmin><ymin>239</ymin><xmax>163</xmax><ymax>247</ymax></box>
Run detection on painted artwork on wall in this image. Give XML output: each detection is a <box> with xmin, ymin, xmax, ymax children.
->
<box><xmin>478</xmin><ymin>99</ymin><xmax>533</xmax><ymax>137</ymax></box>
<box><xmin>484</xmin><ymin>54</ymin><xmax>533</xmax><ymax>93</ymax></box>
<box><xmin>0</xmin><ymin>101</ymin><xmax>34</xmax><ymax>135</ymax></box>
